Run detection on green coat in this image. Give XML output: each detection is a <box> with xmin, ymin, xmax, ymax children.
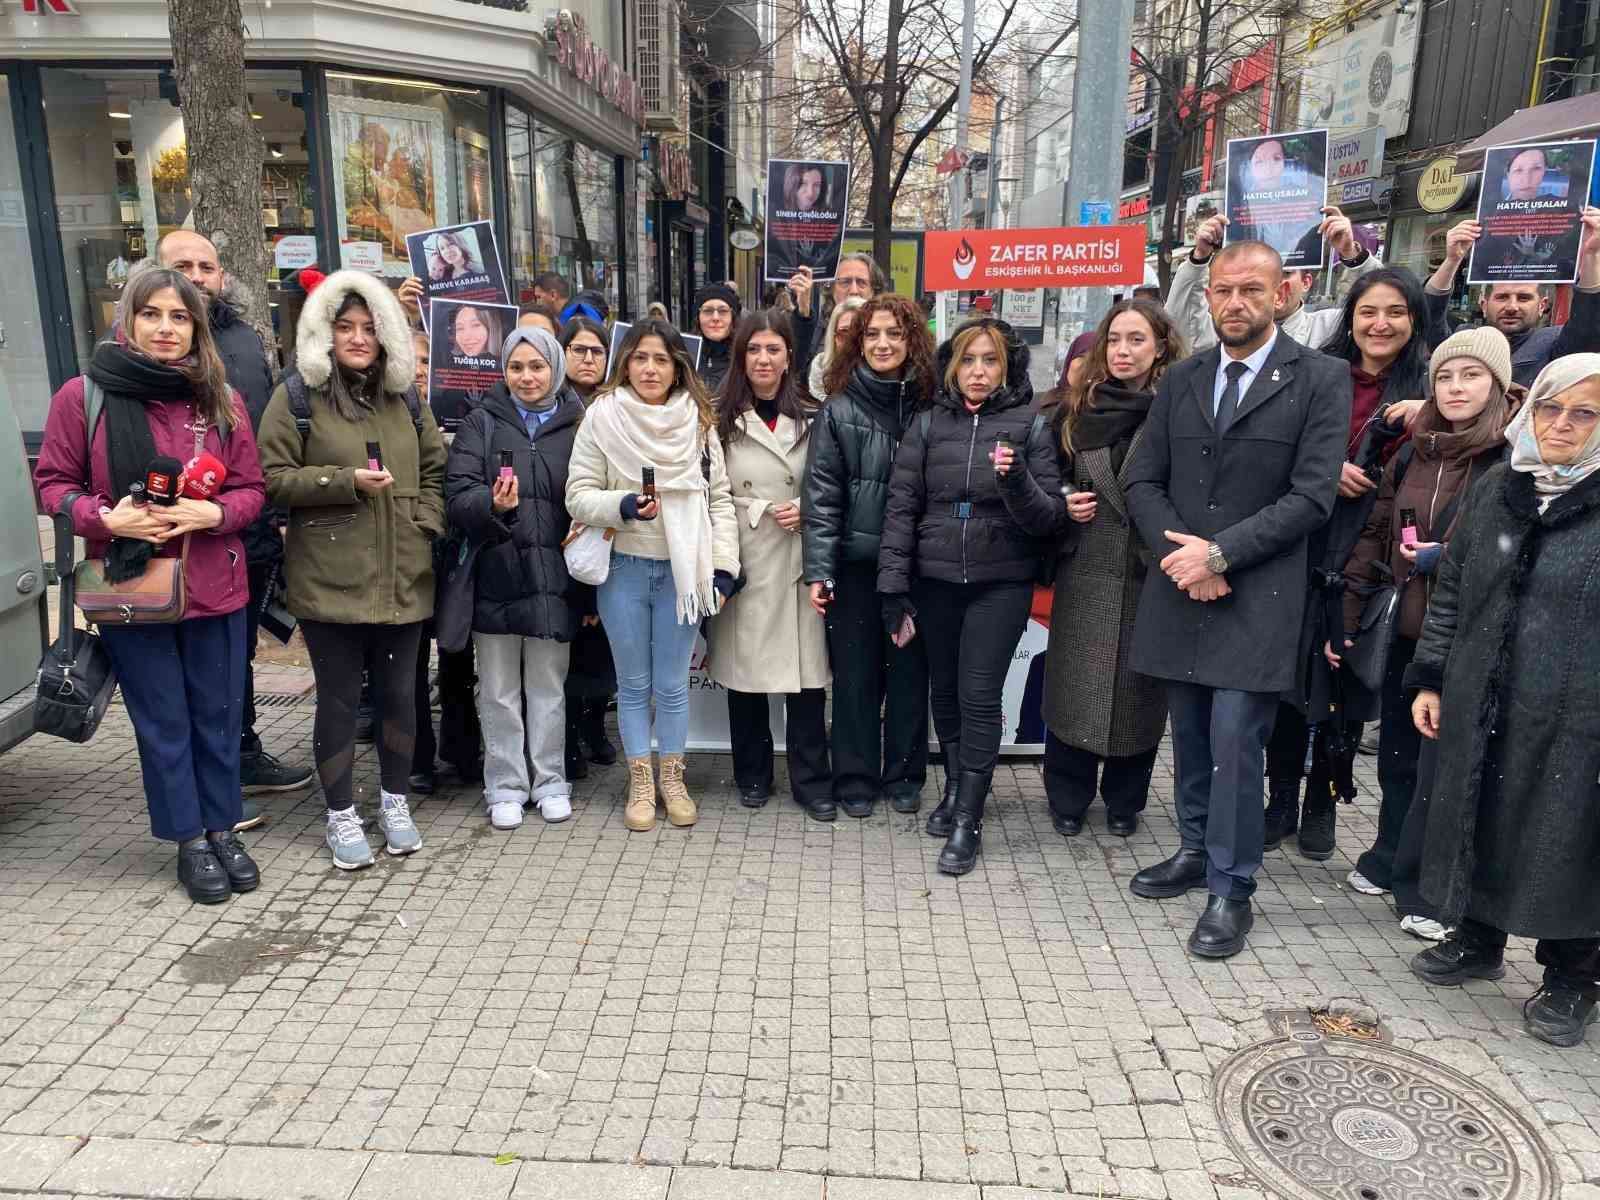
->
<box><xmin>258</xmin><ymin>377</ymin><xmax>447</xmax><ymax>625</ymax></box>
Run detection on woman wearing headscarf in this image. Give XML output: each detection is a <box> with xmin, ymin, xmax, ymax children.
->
<box><xmin>1041</xmin><ymin>299</ymin><xmax>1186</xmax><ymax>839</ymax></box>
<box><xmin>693</xmin><ymin>283</ymin><xmax>741</xmax><ymax>393</ymax></box>
<box><xmin>1333</xmin><ymin>328</ymin><xmax>1517</xmax><ymax>940</ymax></box>
<box><xmin>807</xmin><ymin>296</ymin><xmax>865</xmax><ymax>404</ymax></box>
<box><xmin>446</xmin><ymin>327</ymin><xmax>586</xmax><ymax>830</ymax></box>
<box><xmin>1405</xmin><ymin>353</ymin><xmax>1600</xmax><ymax>1048</ymax></box>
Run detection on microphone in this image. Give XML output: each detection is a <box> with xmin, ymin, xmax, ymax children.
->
<box><xmin>143</xmin><ymin>456</ymin><xmax>184</xmax><ymax>506</ymax></box>
<box><xmin>182</xmin><ymin>451</ymin><xmax>228</xmax><ymax>500</ymax></box>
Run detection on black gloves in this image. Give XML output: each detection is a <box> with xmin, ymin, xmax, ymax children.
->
<box><xmin>880</xmin><ymin>592</ymin><xmax>916</xmax><ymax>638</ymax></box>
<box><xmin>713</xmin><ymin>570</ymin><xmax>742</xmax><ymax>602</ymax></box>
<box><xmin>620</xmin><ymin>493</ymin><xmax>654</xmax><ymax>521</ymax></box>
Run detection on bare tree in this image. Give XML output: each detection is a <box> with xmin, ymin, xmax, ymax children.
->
<box><xmin>1130</xmin><ymin>0</ymin><xmax>1301</xmax><ymax>290</ymax></box>
<box><xmin>167</xmin><ymin>0</ymin><xmax>275</xmax><ymax>354</ymax></box>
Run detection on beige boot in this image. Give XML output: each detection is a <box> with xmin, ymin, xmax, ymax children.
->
<box><xmin>659</xmin><ymin>753</ymin><xmax>697</xmax><ymax>827</ymax></box>
<box><xmin>624</xmin><ymin>756</ymin><xmax>657</xmax><ymax>831</ymax></box>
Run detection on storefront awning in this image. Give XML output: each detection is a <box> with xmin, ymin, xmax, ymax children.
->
<box><xmin>1454</xmin><ymin>92</ymin><xmax>1600</xmax><ymax>172</ymax></box>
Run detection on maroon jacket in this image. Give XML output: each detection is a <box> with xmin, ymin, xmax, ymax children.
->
<box><xmin>34</xmin><ymin>375</ymin><xmax>266</xmax><ymax>620</ymax></box>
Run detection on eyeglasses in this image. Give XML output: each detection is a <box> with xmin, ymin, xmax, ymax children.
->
<box><xmin>700</xmin><ymin>304</ymin><xmax>733</xmax><ymax>318</ymax></box>
<box><xmin>568</xmin><ymin>345</ymin><xmax>606</xmax><ymax>359</ymax></box>
<box><xmin>1532</xmin><ymin>399</ymin><xmax>1600</xmax><ymax>429</ymax></box>
<box><xmin>837</xmin><ymin>277</ymin><xmax>872</xmax><ymax>294</ymax></box>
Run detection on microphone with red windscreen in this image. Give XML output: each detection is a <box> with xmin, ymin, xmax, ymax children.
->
<box><xmin>143</xmin><ymin>456</ymin><xmax>184</xmax><ymax>506</ymax></box>
<box><xmin>182</xmin><ymin>451</ymin><xmax>228</xmax><ymax>501</ymax></box>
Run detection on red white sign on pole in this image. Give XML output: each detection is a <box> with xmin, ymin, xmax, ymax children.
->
<box><xmin>12</xmin><ymin>0</ymin><xmax>78</xmax><ymax>12</ymax></box>
<box><xmin>935</xmin><ymin>147</ymin><xmax>971</xmax><ymax>176</ymax></box>
<box><xmin>923</xmin><ymin>226</ymin><xmax>1145</xmax><ymax>291</ymax></box>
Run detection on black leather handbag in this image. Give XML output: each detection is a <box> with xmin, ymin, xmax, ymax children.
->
<box><xmin>1345</xmin><ymin>562</ymin><xmax>1409</xmax><ymax>694</ymax></box>
<box><xmin>33</xmin><ymin>511</ymin><xmax>118</xmax><ymax>743</ymax></box>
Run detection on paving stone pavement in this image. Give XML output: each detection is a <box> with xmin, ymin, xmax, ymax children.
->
<box><xmin>1</xmin><ymin>688</ymin><xmax>1598</xmax><ymax>1199</ymax></box>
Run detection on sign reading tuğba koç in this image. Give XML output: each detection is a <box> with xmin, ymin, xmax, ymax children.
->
<box><xmin>922</xmin><ymin>226</ymin><xmax>1145</xmax><ymax>290</ymax></box>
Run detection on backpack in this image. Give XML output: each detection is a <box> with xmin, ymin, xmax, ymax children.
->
<box><xmin>281</xmin><ymin>369</ymin><xmax>424</xmax><ymax>442</ymax></box>
<box><xmin>81</xmin><ymin>375</ymin><xmax>231</xmax><ymax>444</ymax></box>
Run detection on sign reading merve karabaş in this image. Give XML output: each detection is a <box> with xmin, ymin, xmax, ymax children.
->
<box><xmin>1468</xmin><ymin>140</ymin><xmax>1597</xmax><ymax>286</ymax></box>
<box><xmin>426</xmin><ymin>298</ymin><xmax>518</xmax><ymax>434</ymax></box>
<box><xmin>406</xmin><ymin>220</ymin><xmax>510</xmax><ymax>330</ymax></box>
<box><xmin>1223</xmin><ymin>129</ymin><xmax>1330</xmax><ymax>271</ymax></box>
<box><xmin>764</xmin><ymin>159</ymin><xmax>850</xmax><ymax>282</ymax></box>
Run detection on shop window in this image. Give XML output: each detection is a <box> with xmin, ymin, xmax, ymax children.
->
<box><xmin>325</xmin><ymin>72</ymin><xmax>493</xmax><ymax>280</ymax></box>
<box><xmin>38</xmin><ymin>66</ymin><xmax>315</xmax><ymax>372</ymax></box>
<box><xmin>533</xmin><ymin>124</ymin><xmax>620</xmax><ymax>315</ymax></box>
<box><xmin>506</xmin><ymin>104</ymin><xmax>538</xmax><ymax>303</ymax></box>
<box><xmin>0</xmin><ymin>76</ymin><xmax>53</xmax><ymax>435</ymax></box>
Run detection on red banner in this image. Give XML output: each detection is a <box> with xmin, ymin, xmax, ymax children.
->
<box><xmin>923</xmin><ymin>226</ymin><xmax>1146</xmax><ymax>291</ymax></box>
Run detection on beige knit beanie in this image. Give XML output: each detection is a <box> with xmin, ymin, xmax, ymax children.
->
<box><xmin>1429</xmin><ymin>326</ymin><xmax>1513</xmax><ymax>395</ymax></box>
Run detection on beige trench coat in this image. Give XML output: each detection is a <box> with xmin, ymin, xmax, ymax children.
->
<box><xmin>707</xmin><ymin>412</ymin><xmax>830</xmax><ymax>694</ymax></box>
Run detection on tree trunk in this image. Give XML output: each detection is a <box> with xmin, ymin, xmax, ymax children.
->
<box><xmin>167</xmin><ymin>0</ymin><xmax>276</xmax><ymax>358</ymax></box>
<box><xmin>870</xmin><ymin>0</ymin><xmax>903</xmax><ymax>278</ymax></box>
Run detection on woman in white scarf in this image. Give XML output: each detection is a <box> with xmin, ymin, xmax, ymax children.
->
<box><xmin>566</xmin><ymin>319</ymin><xmax>740</xmax><ymax>832</ymax></box>
<box><xmin>807</xmin><ymin>296</ymin><xmax>866</xmax><ymax>402</ymax></box>
<box><xmin>1505</xmin><ymin>351</ymin><xmax>1600</xmax><ymax>509</ymax></box>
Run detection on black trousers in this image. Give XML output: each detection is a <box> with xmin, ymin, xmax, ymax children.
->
<box><xmin>1391</xmin><ymin>733</ymin><xmax>1438</xmax><ymax>920</ymax></box>
<box><xmin>412</xmin><ymin>623</ymin><xmax>481</xmax><ymax>773</ymax></box>
<box><xmin>726</xmin><ymin>687</ymin><xmax>831</xmax><ymax>803</ymax></box>
<box><xmin>240</xmin><ymin>560</ymin><xmax>274</xmax><ymax>757</ymax></box>
<box><xmin>1166</xmin><ymin>681</ymin><xmax>1278</xmax><ymax>900</ymax></box>
<box><xmin>1355</xmin><ymin>636</ymin><xmax>1420</xmax><ymax>889</ymax></box>
<box><xmin>825</xmin><ymin>561</ymin><xmax>928</xmax><ymax>805</ymax></box>
<box><xmin>917</xmin><ymin>577</ymin><xmax>1031</xmax><ymax>775</ymax></box>
<box><xmin>302</xmin><ymin>620</ymin><xmax>423</xmax><ymax>810</ymax></box>
<box><xmin>1266</xmin><ymin>702</ymin><xmax>1358</xmax><ymax>809</ymax></box>
<box><xmin>1461</xmin><ymin>918</ymin><xmax>1600</xmax><ymax>1001</ymax></box>
<box><xmin>1044</xmin><ymin>731</ymin><xmax>1157</xmax><ymax>821</ymax></box>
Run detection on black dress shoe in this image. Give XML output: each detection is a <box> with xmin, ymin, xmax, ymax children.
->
<box><xmin>205</xmin><ymin>831</ymin><xmax>260</xmax><ymax>893</ymax></box>
<box><xmin>1129</xmin><ymin>848</ymin><xmax>1208</xmax><ymax>898</ymax></box>
<box><xmin>1106</xmin><ymin>813</ymin><xmax>1138</xmax><ymax>838</ymax></box>
<box><xmin>797</xmin><ymin>795</ymin><xmax>837</xmax><ymax>822</ymax></box>
<box><xmin>1189</xmin><ymin>895</ymin><xmax>1253</xmax><ymax>958</ymax></box>
<box><xmin>888</xmin><ymin>790</ymin><xmax>921</xmax><ymax>814</ymax></box>
<box><xmin>739</xmin><ymin>785</ymin><xmax>771</xmax><ymax>808</ymax></box>
<box><xmin>925</xmin><ymin>775</ymin><xmax>959</xmax><ymax>837</ymax></box>
<box><xmin>408</xmin><ymin>770</ymin><xmax>437</xmax><ymax>796</ymax></box>
<box><xmin>177</xmin><ymin>843</ymin><xmax>232</xmax><ymax>905</ymax></box>
<box><xmin>1411</xmin><ymin>935</ymin><xmax>1506</xmax><ymax>986</ymax></box>
<box><xmin>937</xmin><ymin>770</ymin><xmax>990</xmax><ymax>876</ymax></box>
<box><xmin>1051</xmin><ymin>812</ymin><xmax>1084</xmax><ymax>837</ymax></box>
<box><xmin>1523</xmin><ymin>984</ymin><xmax>1599</xmax><ymax>1048</ymax></box>
<box><xmin>841</xmin><ymin>795</ymin><xmax>875</xmax><ymax>818</ymax></box>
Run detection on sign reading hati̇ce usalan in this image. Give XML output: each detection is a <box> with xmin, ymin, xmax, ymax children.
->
<box><xmin>922</xmin><ymin>226</ymin><xmax>1145</xmax><ymax>290</ymax></box>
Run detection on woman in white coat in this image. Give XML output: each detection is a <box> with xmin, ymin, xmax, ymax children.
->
<box><xmin>708</xmin><ymin>311</ymin><xmax>834</xmax><ymax>820</ymax></box>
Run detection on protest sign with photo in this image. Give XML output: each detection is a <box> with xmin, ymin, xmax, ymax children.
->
<box><xmin>608</xmin><ymin>321</ymin><xmax>704</xmax><ymax>374</ymax></box>
<box><xmin>426</xmin><ymin>298</ymin><xmax>517</xmax><ymax>434</ymax></box>
<box><xmin>764</xmin><ymin>159</ymin><xmax>850</xmax><ymax>282</ymax></box>
<box><xmin>406</xmin><ymin>221</ymin><xmax>509</xmax><ymax>327</ymax></box>
<box><xmin>1467</xmin><ymin>140</ymin><xmax>1597</xmax><ymax>285</ymax></box>
<box><xmin>1223</xmin><ymin>129</ymin><xmax>1329</xmax><ymax>270</ymax></box>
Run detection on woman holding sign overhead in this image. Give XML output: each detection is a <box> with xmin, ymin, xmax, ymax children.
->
<box><xmin>565</xmin><ymin>318</ymin><xmax>740</xmax><ymax>833</ymax></box>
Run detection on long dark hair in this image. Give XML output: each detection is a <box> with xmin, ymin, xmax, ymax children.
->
<box><xmin>1319</xmin><ymin>267</ymin><xmax>1430</xmax><ymax>408</ymax></box>
<box><xmin>598</xmin><ymin>317</ymin><xmax>715</xmax><ymax>432</ymax></box>
<box><xmin>118</xmin><ymin>267</ymin><xmax>237</xmax><ymax>431</ymax></box>
<box><xmin>716</xmin><ymin>310</ymin><xmax>811</xmax><ymax>444</ymax></box>
<box><xmin>1061</xmin><ymin>298</ymin><xmax>1186</xmax><ymax>455</ymax></box>
<box><xmin>822</xmin><ymin>293</ymin><xmax>936</xmax><ymax>406</ymax></box>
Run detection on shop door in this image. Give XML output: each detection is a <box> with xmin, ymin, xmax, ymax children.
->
<box><xmin>673</xmin><ymin>227</ymin><xmax>695</xmax><ymax>327</ymax></box>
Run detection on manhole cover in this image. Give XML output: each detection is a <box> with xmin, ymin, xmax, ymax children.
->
<box><xmin>1214</xmin><ymin>1028</ymin><xmax>1555</xmax><ymax>1200</ymax></box>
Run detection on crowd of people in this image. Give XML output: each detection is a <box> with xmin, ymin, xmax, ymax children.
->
<box><xmin>33</xmin><ymin>208</ymin><xmax>1600</xmax><ymax>1048</ymax></box>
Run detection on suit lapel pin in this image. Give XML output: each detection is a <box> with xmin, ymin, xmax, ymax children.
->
<box><xmin>1270</xmin><ymin>369</ymin><xmax>1280</xmax><ymax>382</ymax></box>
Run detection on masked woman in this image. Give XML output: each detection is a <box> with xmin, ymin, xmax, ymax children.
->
<box><xmin>707</xmin><ymin>311</ymin><xmax>832</xmax><ymax>818</ymax></box>
<box><xmin>35</xmin><ymin>267</ymin><xmax>266</xmax><ymax>904</ymax></box>
<box><xmin>1405</xmin><ymin>354</ymin><xmax>1600</xmax><ymax>1049</ymax></box>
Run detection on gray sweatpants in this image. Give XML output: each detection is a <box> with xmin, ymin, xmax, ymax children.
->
<box><xmin>473</xmin><ymin>632</ymin><xmax>571</xmax><ymax>807</ymax></box>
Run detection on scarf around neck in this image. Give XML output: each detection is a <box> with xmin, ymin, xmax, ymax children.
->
<box><xmin>87</xmin><ymin>341</ymin><xmax>199</xmax><ymax>582</ymax></box>
<box><xmin>1071</xmin><ymin>379</ymin><xmax>1155</xmax><ymax>454</ymax></box>
<box><xmin>588</xmin><ymin>386</ymin><xmax>718</xmax><ymax>623</ymax></box>
<box><xmin>1507</xmin><ymin>353</ymin><xmax>1600</xmax><ymax>511</ymax></box>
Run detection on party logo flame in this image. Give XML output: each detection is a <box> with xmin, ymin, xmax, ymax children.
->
<box><xmin>952</xmin><ymin>236</ymin><xmax>977</xmax><ymax>281</ymax></box>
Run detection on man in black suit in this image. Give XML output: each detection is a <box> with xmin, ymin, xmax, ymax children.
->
<box><xmin>1124</xmin><ymin>240</ymin><xmax>1350</xmax><ymax>959</ymax></box>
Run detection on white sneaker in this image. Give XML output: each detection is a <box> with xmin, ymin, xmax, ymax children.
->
<box><xmin>1401</xmin><ymin>914</ymin><xmax>1448</xmax><ymax>942</ymax></box>
<box><xmin>538</xmin><ymin>794</ymin><xmax>573</xmax><ymax>823</ymax></box>
<box><xmin>1346</xmin><ymin>869</ymin><xmax>1388</xmax><ymax>896</ymax></box>
<box><xmin>488</xmin><ymin>801</ymin><xmax>524</xmax><ymax>830</ymax></box>
<box><xmin>325</xmin><ymin>807</ymin><xmax>375</xmax><ymax>870</ymax></box>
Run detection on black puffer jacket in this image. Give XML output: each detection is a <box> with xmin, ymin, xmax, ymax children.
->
<box><xmin>445</xmin><ymin>383</ymin><xmax>586</xmax><ymax>641</ymax></box>
<box><xmin>802</xmin><ymin>363</ymin><xmax>927</xmax><ymax>582</ymax></box>
<box><xmin>877</xmin><ymin>321</ymin><xmax>1065</xmax><ymax>591</ymax></box>
<box><xmin>699</xmin><ymin>335</ymin><xmax>733</xmax><ymax>394</ymax></box>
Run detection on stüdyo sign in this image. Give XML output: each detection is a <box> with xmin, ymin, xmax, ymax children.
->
<box><xmin>922</xmin><ymin>226</ymin><xmax>1145</xmax><ymax>291</ymax></box>
<box><xmin>552</xmin><ymin>12</ymin><xmax>644</xmax><ymax>126</ymax></box>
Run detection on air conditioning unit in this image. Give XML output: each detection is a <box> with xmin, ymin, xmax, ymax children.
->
<box><xmin>639</xmin><ymin>0</ymin><xmax>683</xmax><ymax>132</ymax></box>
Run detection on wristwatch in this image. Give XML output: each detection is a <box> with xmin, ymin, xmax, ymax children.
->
<box><xmin>1206</xmin><ymin>542</ymin><xmax>1229</xmax><ymax>575</ymax></box>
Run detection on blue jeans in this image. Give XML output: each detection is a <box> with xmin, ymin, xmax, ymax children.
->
<box><xmin>596</xmin><ymin>553</ymin><xmax>700</xmax><ymax>757</ymax></box>
<box><xmin>100</xmin><ymin>609</ymin><xmax>247</xmax><ymax>842</ymax></box>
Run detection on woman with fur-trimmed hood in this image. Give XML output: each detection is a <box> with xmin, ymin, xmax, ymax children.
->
<box><xmin>257</xmin><ymin>270</ymin><xmax>447</xmax><ymax>872</ymax></box>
